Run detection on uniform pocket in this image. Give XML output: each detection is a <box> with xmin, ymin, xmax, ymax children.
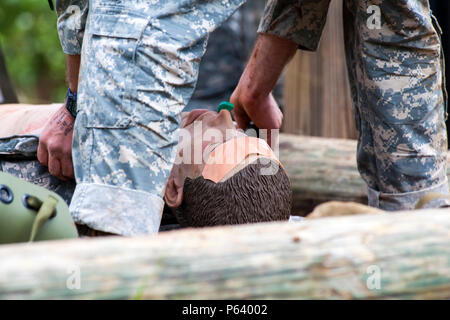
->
<box><xmin>88</xmin><ymin>5</ymin><xmax>149</xmax><ymax>40</ymax></box>
<box><xmin>79</xmin><ymin>5</ymin><xmax>150</xmax><ymax>129</ymax></box>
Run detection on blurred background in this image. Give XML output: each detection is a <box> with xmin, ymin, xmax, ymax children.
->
<box><xmin>0</xmin><ymin>0</ymin><xmax>66</xmax><ymax>104</ymax></box>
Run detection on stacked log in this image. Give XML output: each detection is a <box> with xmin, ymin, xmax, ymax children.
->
<box><xmin>1</xmin><ymin>209</ymin><xmax>450</xmax><ymax>299</ymax></box>
<box><xmin>279</xmin><ymin>134</ymin><xmax>366</xmax><ymax>215</ymax></box>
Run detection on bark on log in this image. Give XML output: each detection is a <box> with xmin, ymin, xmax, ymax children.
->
<box><xmin>1</xmin><ymin>209</ymin><xmax>450</xmax><ymax>299</ymax></box>
<box><xmin>279</xmin><ymin>134</ymin><xmax>366</xmax><ymax>215</ymax></box>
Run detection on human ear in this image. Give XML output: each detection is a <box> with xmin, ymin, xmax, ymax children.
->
<box><xmin>164</xmin><ymin>174</ymin><xmax>184</xmax><ymax>208</ymax></box>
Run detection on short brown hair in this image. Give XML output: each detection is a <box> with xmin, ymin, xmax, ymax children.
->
<box><xmin>173</xmin><ymin>158</ymin><xmax>292</xmax><ymax>227</ymax></box>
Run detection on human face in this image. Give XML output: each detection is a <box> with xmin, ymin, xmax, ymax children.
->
<box><xmin>179</xmin><ymin>109</ymin><xmax>243</xmax><ymax>165</ymax></box>
<box><xmin>164</xmin><ymin>108</ymin><xmax>246</xmax><ymax>208</ymax></box>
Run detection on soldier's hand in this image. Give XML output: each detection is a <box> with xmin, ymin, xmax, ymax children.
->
<box><xmin>37</xmin><ymin>104</ymin><xmax>75</xmax><ymax>181</ymax></box>
<box><xmin>230</xmin><ymin>88</ymin><xmax>283</xmax><ymax>147</ymax></box>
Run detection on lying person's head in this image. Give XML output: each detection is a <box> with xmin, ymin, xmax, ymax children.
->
<box><xmin>164</xmin><ymin>109</ymin><xmax>292</xmax><ymax>227</ymax></box>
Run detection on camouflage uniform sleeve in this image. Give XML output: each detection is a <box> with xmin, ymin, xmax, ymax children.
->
<box><xmin>258</xmin><ymin>0</ymin><xmax>331</xmax><ymax>51</ymax></box>
<box><xmin>55</xmin><ymin>0</ymin><xmax>89</xmax><ymax>55</ymax></box>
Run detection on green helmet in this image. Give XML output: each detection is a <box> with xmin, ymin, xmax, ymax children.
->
<box><xmin>0</xmin><ymin>172</ymin><xmax>78</xmax><ymax>244</ymax></box>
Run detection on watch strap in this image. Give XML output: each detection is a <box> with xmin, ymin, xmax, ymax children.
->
<box><xmin>65</xmin><ymin>88</ymin><xmax>78</xmax><ymax>118</ymax></box>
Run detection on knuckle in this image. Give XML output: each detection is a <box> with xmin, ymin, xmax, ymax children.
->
<box><xmin>48</xmin><ymin>142</ymin><xmax>62</xmax><ymax>153</ymax></box>
<box><xmin>63</xmin><ymin>147</ymin><xmax>72</xmax><ymax>155</ymax></box>
<box><xmin>38</xmin><ymin>139</ymin><xmax>48</xmax><ymax>149</ymax></box>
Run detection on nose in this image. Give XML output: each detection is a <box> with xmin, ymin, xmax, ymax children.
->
<box><xmin>210</xmin><ymin>109</ymin><xmax>233</xmax><ymax>126</ymax></box>
<box><xmin>218</xmin><ymin>109</ymin><xmax>232</xmax><ymax>117</ymax></box>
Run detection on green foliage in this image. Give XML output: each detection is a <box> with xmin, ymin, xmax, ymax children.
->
<box><xmin>0</xmin><ymin>0</ymin><xmax>66</xmax><ymax>103</ymax></box>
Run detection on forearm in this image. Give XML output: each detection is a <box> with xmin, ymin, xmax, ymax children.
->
<box><xmin>66</xmin><ymin>54</ymin><xmax>80</xmax><ymax>93</ymax></box>
<box><xmin>237</xmin><ymin>34</ymin><xmax>297</xmax><ymax>104</ymax></box>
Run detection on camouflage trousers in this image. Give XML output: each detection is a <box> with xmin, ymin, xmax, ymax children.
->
<box><xmin>260</xmin><ymin>0</ymin><xmax>449</xmax><ymax>210</ymax></box>
<box><xmin>70</xmin><ymin>0</ymin><xmax>244</xmax><ymax>235</ymax></box>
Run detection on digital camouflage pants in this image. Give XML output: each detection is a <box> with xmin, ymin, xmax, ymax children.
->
<box><xmin>259</xmin><ymin>0</ymin><xmax>449</xmax><ymax>210</ymax></box>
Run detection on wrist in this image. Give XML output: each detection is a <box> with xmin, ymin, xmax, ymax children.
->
<box><xmin>66</xmin><ymin>54</ymin><xmax>81</xmax><ymax>93</ymax></box>
<box><xmin>238</xmin><ymin>81</ymin><xmax>266</xmax><ymax>111</ymax></box>
<box><xmin>65</xmin><ymin>87</ymin><xmax>78</xmax><ymax>118</ymax></box>
<box><xmin>68</xmin><ymin>85</ymin><xmax>78</xmax><ymax>94</ymax></box>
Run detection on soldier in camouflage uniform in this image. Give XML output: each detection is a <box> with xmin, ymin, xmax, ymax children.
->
<box><xmin>231</xmin><ymin>0</ymin><xmax>449</xmax><ymax>210</ymax></box>
<box><xmin>37</xmin><ymin>0</ymin><xmax>246</xmax><ymax>236</ymax></box>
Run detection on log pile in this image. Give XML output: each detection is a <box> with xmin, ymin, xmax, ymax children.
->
<box><xmin>0</xmin><ymin>108</ymin><xmax>449</xmax><ymax>299</ymax></box>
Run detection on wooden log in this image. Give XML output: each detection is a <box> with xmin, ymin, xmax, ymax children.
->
<box><xmin>279</xmin><ymin>134</ymin><xmax>366</xmax><ymax>215</ymax></box>
<box><xmin>1</xmin><ymin>209</ymin><xmax>450</xmax><ymax>299</ymax></box>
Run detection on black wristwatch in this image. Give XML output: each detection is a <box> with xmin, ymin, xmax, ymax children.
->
<box><xmin>65</xmin><ymin>88</ymin><xmax>78</xmax><ymax>118</ymax></box>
